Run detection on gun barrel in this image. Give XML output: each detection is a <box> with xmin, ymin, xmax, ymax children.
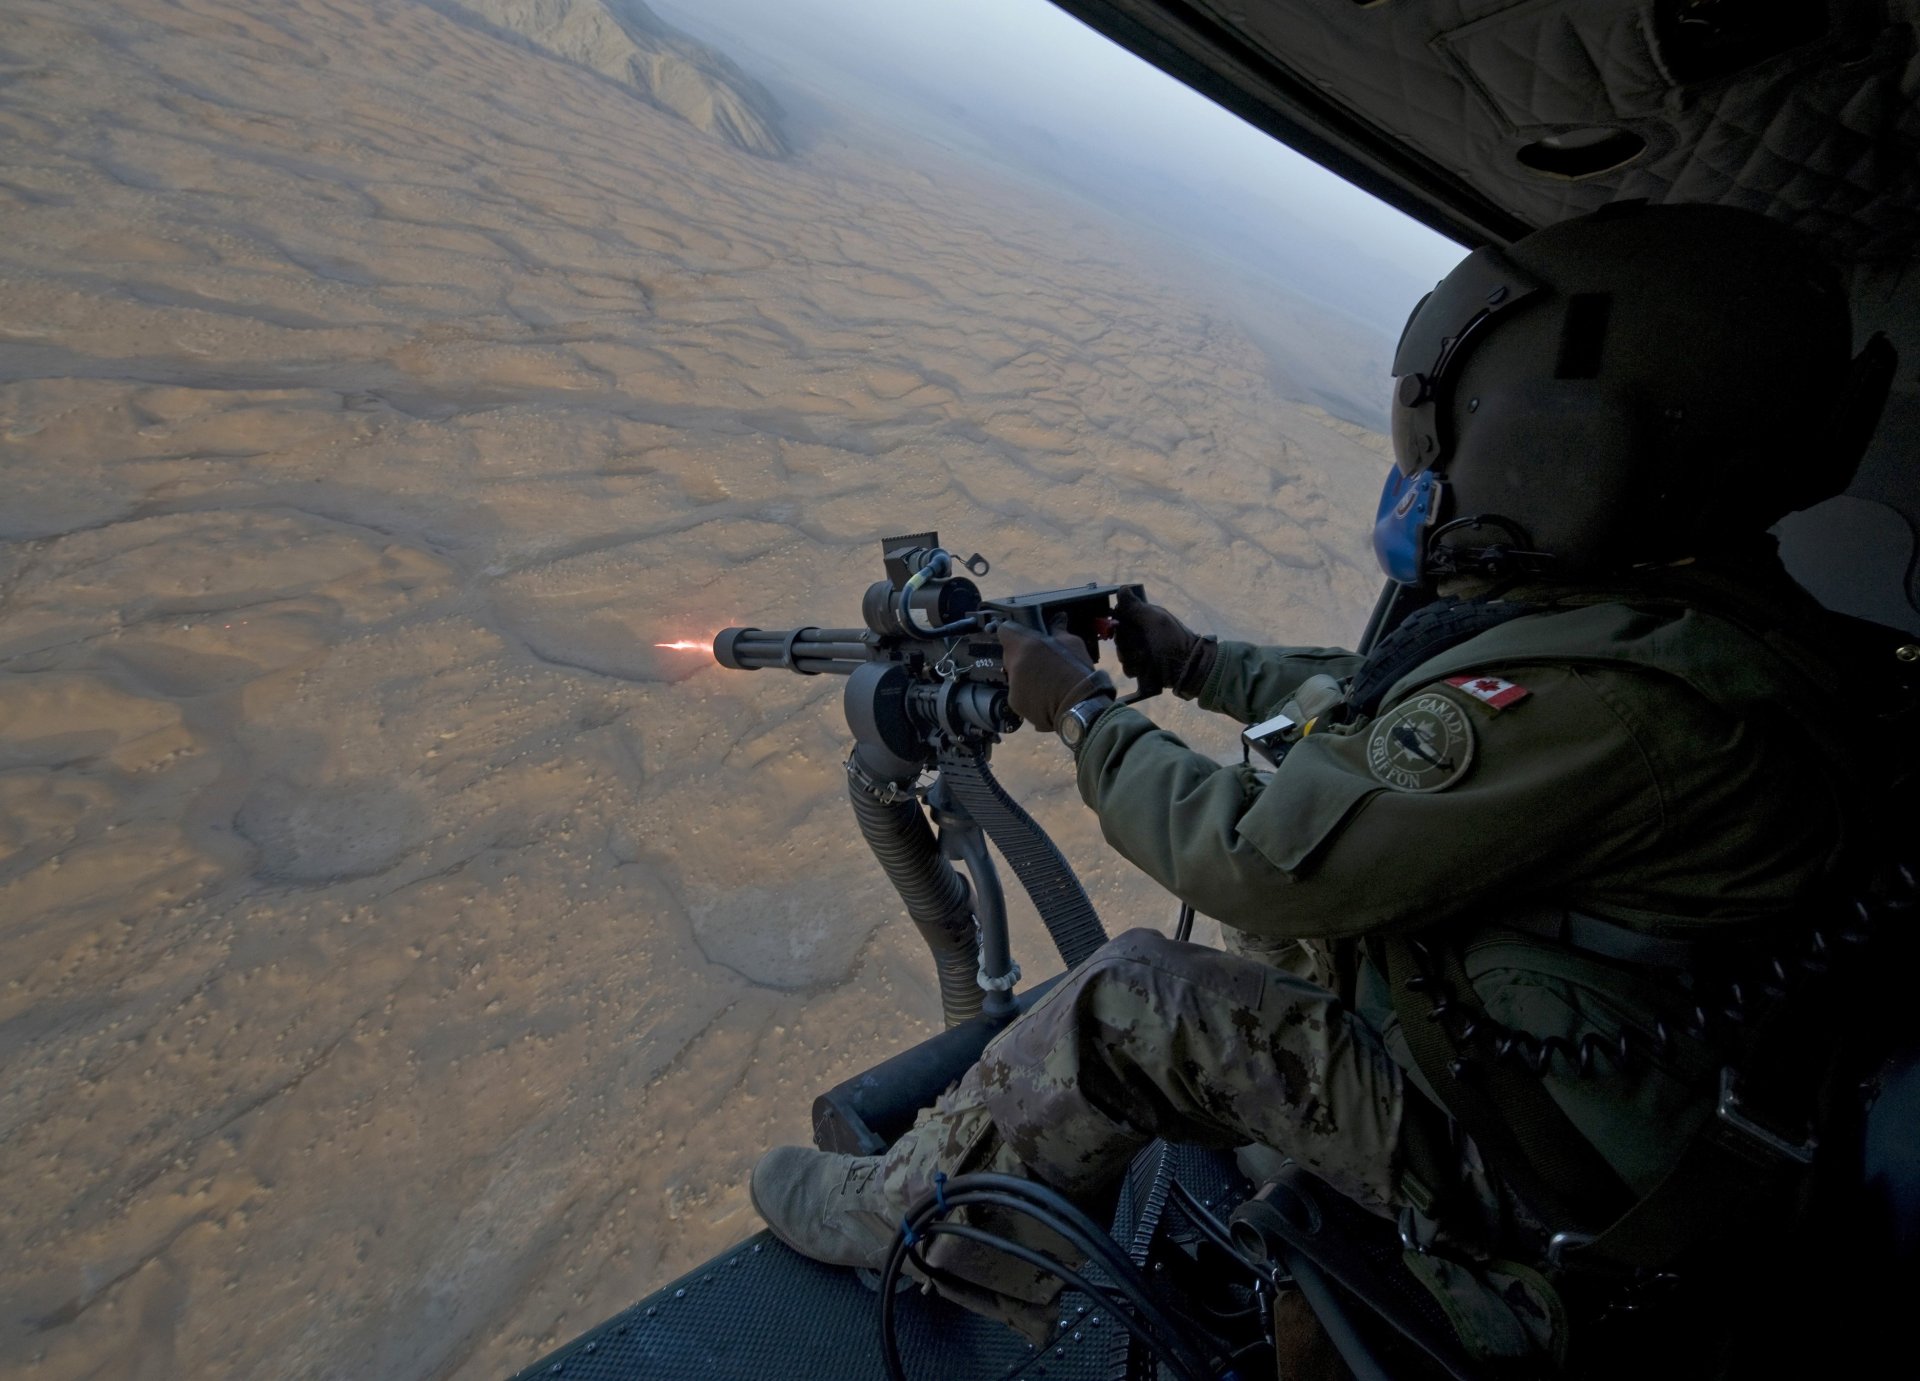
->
<box><xmin>713</xmin><ymin>626</ymin><xmax>873</xmax><ymax>674</ymax></box>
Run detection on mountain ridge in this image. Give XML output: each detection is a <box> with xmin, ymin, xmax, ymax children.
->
<box><xmin>442</xmin><ymin>0</ymin><xmax>789</xmax><ymax>158</ymax></box>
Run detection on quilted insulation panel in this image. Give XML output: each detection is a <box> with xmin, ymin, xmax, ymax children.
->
<box><xmin>1174</xmin><ymin>0</ymin><xmax>1919</xmax><ymax>266</ymax></box>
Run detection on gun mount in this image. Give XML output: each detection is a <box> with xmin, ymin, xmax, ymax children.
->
<box><xmin>712</xmin><ymin>533</ymin><xmax>1150</xmax><ymax>1145</ymax></box>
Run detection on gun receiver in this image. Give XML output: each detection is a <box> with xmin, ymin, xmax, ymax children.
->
<box><xmin>713</xmin><ymin>532</ymin><xmax>1150</xmax><ymax>771</ymax></box>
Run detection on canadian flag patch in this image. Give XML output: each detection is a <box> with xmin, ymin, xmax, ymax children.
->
<box><xmin>1446</xmin><ymin>674</ymin><xmax>1530</xmax><ymax>709</ymax></box>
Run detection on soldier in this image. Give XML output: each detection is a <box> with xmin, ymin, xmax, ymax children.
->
<box><xmin>748</xmin><ymin>203</ymin><xmax>1897</xmax><ymax>1365</ymax></box>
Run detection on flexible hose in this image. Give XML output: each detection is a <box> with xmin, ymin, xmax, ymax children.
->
<box><xmin>847</xmin><ymin>775</ymin><xmax>982</xmax><ymax>1026</ymax></box>
<box><xmin>936</xmin><ymin>742</ymin><xmax>1108</xmax><ymax>969</ymax></box>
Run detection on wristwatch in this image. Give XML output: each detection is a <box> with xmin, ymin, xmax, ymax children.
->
<box><xmin>1058</xmin><ymin>695</ymin><xmax>1117</xmax><ymax>754</ymax></box>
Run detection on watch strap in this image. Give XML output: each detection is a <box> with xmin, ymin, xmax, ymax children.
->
<box><xmin>1060</xmin><ymin>696</ymin><xmax>1116</xmax><ymax>753</ymax></box>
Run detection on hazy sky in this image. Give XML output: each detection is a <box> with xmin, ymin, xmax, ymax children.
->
<box><xmin>653</xmin><ymin>0</ymin><xmax>1465</xmax><ymax>284</ymax></box>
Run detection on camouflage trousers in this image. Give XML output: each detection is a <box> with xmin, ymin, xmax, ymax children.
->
<box><xmin>878</xmin><ymin>928</ymin><xmax>1558</xmax><ymax>1360</ymax></box>
<box><xmin>879</xmin><ymin>928</ymin><xmax>1407</xmax><ymax>1333</ymax></box>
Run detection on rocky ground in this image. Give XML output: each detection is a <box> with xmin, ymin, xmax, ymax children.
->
<box><xmin>0</xmin><ymin>1</ymin><xmax>1393</xmax><ymax>1376</ymax></box>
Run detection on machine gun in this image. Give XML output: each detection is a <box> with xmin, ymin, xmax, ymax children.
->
<box><xmin>713</xmin><ymin>531</ymin><xmax>1153</xmax><ymax>1151</ymax></box>
<box><xmin>713</xmin><ymin>529</ymin><xmax>1156</xmax><ymax>772</ymax></box>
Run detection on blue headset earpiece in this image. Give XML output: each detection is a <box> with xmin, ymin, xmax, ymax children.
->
<box><xmin>1372</xmin><ymin>467</ymin><xmax>1445</xmax><ymax>585</ymax></box>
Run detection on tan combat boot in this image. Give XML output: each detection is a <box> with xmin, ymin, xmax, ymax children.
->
<box><xmin>749</xmin><ymin>1146</ymin><xmax>901</xmax><ymax>1269</ymax></box>
<box><xmin>754</xmin><ymin>1091</ymin><xmax>1081</xmax><ymax>1344</ymax></box>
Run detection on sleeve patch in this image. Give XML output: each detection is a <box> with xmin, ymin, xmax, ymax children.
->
<box><xmin>1446</xmin><ymin>673</ymin><xmax>1530</xmax><ymax>710</ymax></box>
<box><xmin>1365</xmin><ymin>692</ymin><xmax>1476</xmax><ymax>793</ymax></box>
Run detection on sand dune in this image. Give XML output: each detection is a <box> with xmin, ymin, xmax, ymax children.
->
<box><xmin>0</xmin><ymin>1</ymin><xmax>1392</xmax><ymax>1376</ymax></box>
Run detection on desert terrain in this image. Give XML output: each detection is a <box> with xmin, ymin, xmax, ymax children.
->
<box><xmin>0</xmin><ymin>1</ymin><xmax>1398</xmax><ymax>1376</ymax></box>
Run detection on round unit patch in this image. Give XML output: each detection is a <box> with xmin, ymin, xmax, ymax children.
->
<box><xmin>1365</xmin><ymin>692</ymin><xmax>1475</xmax><ymax>793</ymax></box>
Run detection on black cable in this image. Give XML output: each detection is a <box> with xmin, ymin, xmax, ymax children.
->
<box><xmin>1275</xmin><ymin>1245</ymin><xmax>1401</xmax><ymax>1381</ymax></box>
<box><xmin>876</xmin><ymin>1173</ymin><xmax>1221</xmax><ymax>1381</ymax></box>
<box><xmin>948</xmin><ymin>1173</ymin><xmax>1165</xmax><ymax>1296</ymax></box>
<box><xmin>943</xmin><ymin>1172</ymin><xmax>1214</xmax><ymax>1361</ymax></box>
<box><xmin>1196</xmin><ymin>1298</ymin><xmax>1265</xmax><ymax>1324</ymax></box>
<box><xmin>921</xmin><ymin>1187</ymin><xmax>1207</xmax><ymax>1373</ymax></box>
<box><xmin>889</xmin><ymin>1185</ymin><xmax>1186</xmax><ymax>1354</ymax></box>
<box><xmin>1224</xmin><ymin>1338</ymin><xmax>1275</xmax><ymax>1376</ymax></box>
<box><xmin>879</xmin><ymin>1221</ymin><xmax>1212</xmax><ymax>1381</ymax></box>
<box><xmin>1169</xmin><ymin>1179</ymin><xmax>1258</xmax><ymax>1273</ymax></box>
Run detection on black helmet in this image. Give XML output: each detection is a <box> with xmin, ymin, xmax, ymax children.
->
<box><xmin>1374</xmin><ymin>203</ymin><xmax>1895</xmax><ymax>584</ymax></box>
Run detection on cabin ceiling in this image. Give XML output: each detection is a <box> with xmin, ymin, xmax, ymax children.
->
<box><xmin>1045</xmin><ymin>0</ymin><xmax>1919</xmax><ymax>264</ymax></box>
<box><xmin>1052</xmin><ymin>2</ymin><xmax>1920</xmax><ymax>257</ymax></box>
<box><xmin>1044</xmin><ymin>0</ymin><xmax>1920</xmax><ymax>626</ymax></box>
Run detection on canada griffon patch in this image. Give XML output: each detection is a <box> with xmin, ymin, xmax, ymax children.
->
<box><xmin>1365</xmin><ymin>692</ymin><xmax>1475</xmax><ymax>792</ymax></box>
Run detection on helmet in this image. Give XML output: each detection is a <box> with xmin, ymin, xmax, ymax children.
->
<box><xmin>1374</xmin><ymin>203</ymin><xmax>1895</xmax><ymax>584</ymax></box>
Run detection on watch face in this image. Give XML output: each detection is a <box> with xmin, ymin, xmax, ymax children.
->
<box><xmin>1060</xmin><ymin>709</ymin><xmax>1086</xmax><ymax>746</ymax></box>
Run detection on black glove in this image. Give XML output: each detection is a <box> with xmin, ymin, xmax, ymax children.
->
<box><xmin>1113</xmin><ymin>589</ymin><xmax>1216</xmax><ymax>699</ymax></box>
<box><xmin>999</xmin><ymin>617</ymin><xmax>1114</xmax><ymax>734</ymax></box>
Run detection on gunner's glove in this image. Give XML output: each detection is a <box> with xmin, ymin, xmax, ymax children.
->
<box><xmin>999</xmin><ymin>616</ymin><xmax>1114</xmax><ymax>734</ymax></box>
<box><xmin>1113</xmin><ymin>589</ymin><xmax>1216</xmax><ymax>699</ymax></box>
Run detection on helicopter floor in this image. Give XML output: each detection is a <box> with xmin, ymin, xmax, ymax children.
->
<box><xmin>506</xmin><ymin>1142</ymin><xmax>1249</xmax><ymax>1381</ymax></box>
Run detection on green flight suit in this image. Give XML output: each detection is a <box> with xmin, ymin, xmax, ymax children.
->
<box><xmin>880</xmin><ymin>562</ymin><xmax>1858</xmax><ymax>1358</ymax></box>
<box><xmin>1079</xmin><ymin>566</ymin><xmax>1852</xmax><ymax>1197</ymax></box>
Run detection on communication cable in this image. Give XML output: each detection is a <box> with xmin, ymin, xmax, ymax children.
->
<box><xmin>880</xmin><ymin>1221</ymin><xmax>1216</xmax><ymax>1381</ymax></box>
<box><xmin>876</xmin><ymin>1171</ymin><xmax>1223</xmax><ymax>1381</ymax></box>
